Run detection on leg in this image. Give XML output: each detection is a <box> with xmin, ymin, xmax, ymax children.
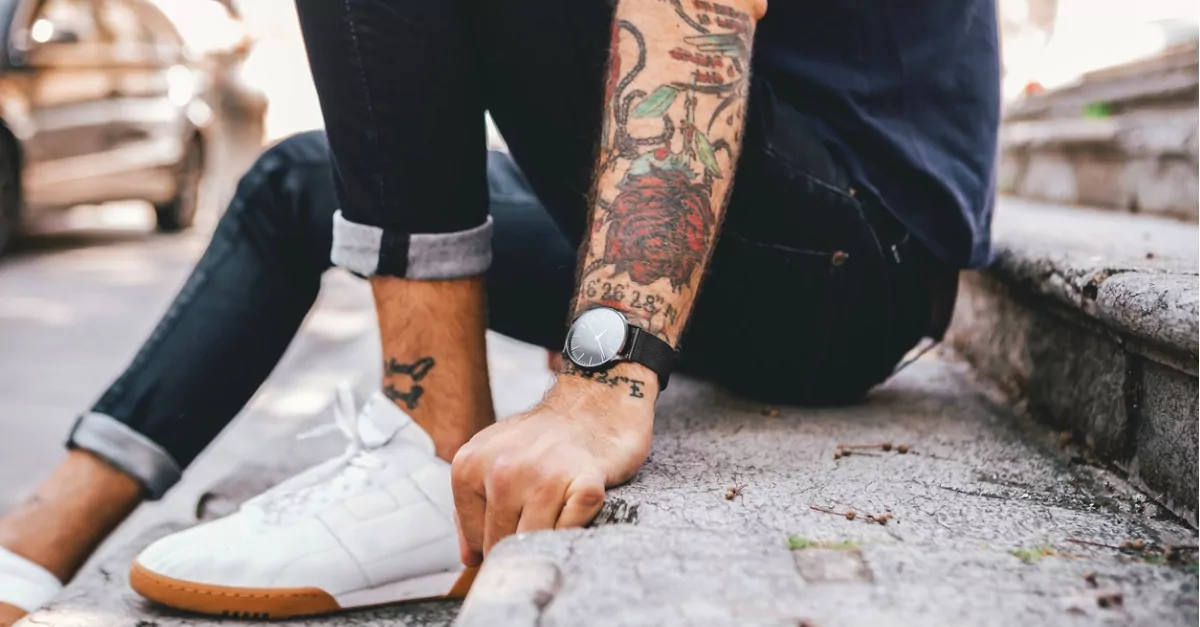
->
<box><xmin>119</xmin><ymin>148</ymin><xmax>575</xmax><ymax>618</ymax></box>
<box><xmin>295</xmin><ymin>0</ymin><xmax>493</xmax><ymax>460</ymax></box>
<box><xmin>0</xmin><ymin>132</ymin><xmax>338</xmax><ymax>593</ymax></box>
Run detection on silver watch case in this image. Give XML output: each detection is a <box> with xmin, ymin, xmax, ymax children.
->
<box><xmin>564</xmin><ymin>307</ymin><xmax>629</xmax><ymax>369</ymax></box>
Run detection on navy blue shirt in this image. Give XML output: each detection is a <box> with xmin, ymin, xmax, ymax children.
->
<box><xmin>755</xmin><ymin>1</ymin><xmax>1001</xmax><ymax>268</ymax></box>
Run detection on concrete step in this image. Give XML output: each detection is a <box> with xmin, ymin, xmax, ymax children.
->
<box><xmin>29</xmin><ymin>350</ymin><xmax>1197</xmax><ymax>627</ymax></box>
<box><xmin>999</xmin><ymin>42</ymin><xmax>1198</xmax><ymax>219</ymax></box>
<box><xmin>949</xmin><ymin>197</ymin><xmax>1198</xmax><ymax>525</ymax></box>
<box><xmin>456</xmin><ymin>356</ymin><xmax>1197</xmax><ymax>626</ymax></box>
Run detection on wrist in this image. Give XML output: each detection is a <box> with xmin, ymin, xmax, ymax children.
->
<box><xmin>553</xmin><ymin>360</ymin><xmax>659</xmax><ymax>405</ymax></box>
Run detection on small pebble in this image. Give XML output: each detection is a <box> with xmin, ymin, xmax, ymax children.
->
<box><xmin>845</xmin><ymin>510</ymin><xmax>857</xmax><ymax>521</ymax></box>
<box><xmin>897</xmin><ymin>444</ymin><xmax>910</xmax><ymax>454</ymax></box>
<box><xmin>1095</xmin><ymin>588</ymin><xmax>1123</xmax><ymax>608</ymax></box>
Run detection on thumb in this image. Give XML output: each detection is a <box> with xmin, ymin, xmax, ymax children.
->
<box><xmin>554</xmin><ymin>473</ymin><xmax>606</xmax><ymax>529</ymax></box>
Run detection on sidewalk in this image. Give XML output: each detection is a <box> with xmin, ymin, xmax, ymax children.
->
<box><xmin>26</xmin><ymin>341</ymin><xmax>1198</xmax><ymax>627</ymax></box>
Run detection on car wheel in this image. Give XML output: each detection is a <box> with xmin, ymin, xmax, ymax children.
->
<box><xmin>155</xmin><ymin>138</ymin><xmax>204</xmax><ymax>233</ymax></box>
<box><xmin>0</xmin><ymin>135</ymin><xmax>21</xmax><ymax>257</ymax></box>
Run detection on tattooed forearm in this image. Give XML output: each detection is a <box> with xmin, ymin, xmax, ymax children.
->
<box><xmin>574</xmin><ymin>0</ymin><xmax>761</xmax><ymax>347</ymax></box>
<box><xmin>561</xmin><ymin>361</ymin><xmax>647</xmax><ymax>399</ymax></box>
<box><xmin>383</xmin><ymin>356</ymin><xmax>436</xmax><ymax>410</ymax></box>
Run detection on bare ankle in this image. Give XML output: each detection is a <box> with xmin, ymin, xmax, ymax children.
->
<box><xmin>0</xmin><ymin>450</ymin><xmax>142</xmax><ymax>582</ymax></box>
<box><xmin>371</xmin><ymin>275</ymin><xmax>496</xmax><ymax>462</ymax></box>
<box><xmin>0</xmin><ymin>602</ymin><xmax>27</xmax><ymax>627</ymax></box>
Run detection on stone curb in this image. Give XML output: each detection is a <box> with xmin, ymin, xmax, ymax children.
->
<box><xmin>457</xmin><ymin>526</ymin><xmax>1197</xmax><ymax>627</ymax></box>
<box><xmin>949</xmin><ymin>198</ymin><xmax>1198</xmax><ymax>525</ymax></box>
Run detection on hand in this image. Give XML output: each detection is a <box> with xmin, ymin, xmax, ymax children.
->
<box><xmin>450</xmin><ymin>365</ymin><xmax>656</xmax><ymax>565</ymax></box>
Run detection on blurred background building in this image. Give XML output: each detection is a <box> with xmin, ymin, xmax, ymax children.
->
<box><xmin>998</xmin><ymin>0</ymin><xmax>1198</xmax><ymax>220</ymax></box>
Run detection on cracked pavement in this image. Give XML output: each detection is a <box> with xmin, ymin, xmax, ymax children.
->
<box><xmin>26</xmin><ymin>345</ymin><xmax>1198</xmax><ymax>627</ymax></box>
<box><xmin>454</xmin><ymin>353</ymin><xmax>1197</xmax><ymax>626</ymax></box>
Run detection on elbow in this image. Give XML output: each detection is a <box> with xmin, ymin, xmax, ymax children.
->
<box><xmin>748</xmin><ymin>0</ymin><xmax>767</xmax><ymax>21</ymax></box>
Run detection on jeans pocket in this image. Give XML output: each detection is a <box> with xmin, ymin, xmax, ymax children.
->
<box><xmin>686</xmin><ymin>231</ymin><xmax>853</xmax><ymax>403</ymax></box>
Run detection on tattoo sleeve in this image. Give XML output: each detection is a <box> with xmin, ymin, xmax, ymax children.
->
<box><xmin>573</xmin><ymin>0</ymin><xmax>761</xmax><ymax>348</ymax></box>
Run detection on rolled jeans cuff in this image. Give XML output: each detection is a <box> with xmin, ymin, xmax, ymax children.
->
<box><xmin>331</xmin><ymin>211</ymin><xmax>494</xmax><ymax>279</ymax></box>
<box><xmin>66</xmin><ymin>413</ymin><xmax>182</xmax><ymax>500</ymax></box>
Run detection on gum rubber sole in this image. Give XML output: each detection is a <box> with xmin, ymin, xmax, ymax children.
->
<box><xmin>130</xmin><ymin>561</ymin><xmax>479</xmax><ymax>619</ymax></box>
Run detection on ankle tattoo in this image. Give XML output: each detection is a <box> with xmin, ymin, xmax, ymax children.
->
<box><xmin>383</xmin><ymin>356</ymin><xmax>436</xmax><ymax>410</ymax></box>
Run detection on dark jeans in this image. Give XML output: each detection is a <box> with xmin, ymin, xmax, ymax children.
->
<box><xmin>293</xmin><ymin>0</ymin><xmax>617</xmax><ymax>279</ymax></box>
<box><xmin>68</xmin><ymin>126</ymin><xmax>938</xmax><ymax>499</ymax></box>
<box><xmin>291</xmin><ymin>0</ymin><xmax>944</xmax><ymax>384</ymax></box>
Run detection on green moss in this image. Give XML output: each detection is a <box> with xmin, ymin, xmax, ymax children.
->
<box><xmin>787</xmin><ymin>535</ymin><xmax>860</xmax><ymax>551</ymax></box>
<box><xmin>1011</xmin><ymin>546</ymin><xmax>1057</xmax><ymax>563</ymax></box>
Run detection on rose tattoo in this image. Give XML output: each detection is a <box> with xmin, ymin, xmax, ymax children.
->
<box><xmin>603</xmin><ymin>166</ymin><xmax>714</xmax><ymax>291</ymax></box>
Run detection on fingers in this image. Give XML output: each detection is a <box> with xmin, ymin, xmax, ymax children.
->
<box><xmin>451</xmin><ymin>448</ymin><xmax>486</xmax><ymax>567</ymax></box>
<box><xmin>484</xmin><ymin>460</ymin><xmax>574</xmax><ymax>555</ymax></box>
<box><xmin>556</xmin><ymin>473</ymin><xmax>606</xmax><ymax>529</ymax></box>
<box><xmin>482</xmin><ymin>460</ymin><xmax>524</xmax><ymax>557</ymax></box>
<box><xmin>516</xmin><ymin>481</ymin><xmax>570</xmax><ymax>534</ymax></box>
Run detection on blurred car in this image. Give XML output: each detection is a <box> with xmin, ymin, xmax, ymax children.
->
<box><xmin>153</xmin><ymin>0</ymin><xmax>267</xmax><ymax>133</ymax></box>
<box><xmin>0</xmin><ymin>0</ymin><xmax>210</xmax><ymax>256</ymax></box>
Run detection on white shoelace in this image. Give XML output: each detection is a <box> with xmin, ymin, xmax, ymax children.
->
<box><xmin>299</xmin><ymin>384</ymin><xmax>388</xmax><ymax>472</ymax></box>
<box><xmin>250</xmin><ymin>385</ymin><xmax>387</xmax><ymax>523</ymax></box>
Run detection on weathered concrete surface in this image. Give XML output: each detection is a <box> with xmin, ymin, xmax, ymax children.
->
<box><xmin>27</xmin><ymin>330</ymin><xmax>1196</xmax><ymax>626</ymax></box>
<box><xmin>462</xmin><ymin>527</ymin><xmax>1194</xmax><ymax>627</ymax></box>
<box><xmin>949</xmin><ymin>198</ymin><xmax>1198</xmax><ymax>525</ymax></box>
<box><xmin>457</xmin><ymin>356</ymin><xmax>1198</xmax><ymax>626</ymax></box>
<box><xmin>982</xmin><ymin>197</ymin><xmax>1198</xmax><ymax>352</ymax></box>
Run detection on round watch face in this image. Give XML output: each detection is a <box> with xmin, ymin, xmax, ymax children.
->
<box><xmin>566</xmin><ymin>307</ymin><xmax>628</xmax><ymax>368</ymax></box>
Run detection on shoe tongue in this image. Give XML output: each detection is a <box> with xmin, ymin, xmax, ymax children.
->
<box><xmin>356</xmin><ymin>391</ymin><xmax>436</xmax><ymax>454</ymax></box>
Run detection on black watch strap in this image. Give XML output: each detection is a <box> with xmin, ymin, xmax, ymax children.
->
<box><xmin>625</xmin><ymin>326</ymin><xmax>678</xmax><ymax>390</ymax></box>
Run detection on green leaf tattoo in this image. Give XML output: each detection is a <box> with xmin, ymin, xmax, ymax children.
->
<box><xmin>693</xmin><ymin>130</ymin><xmax>721</xmax><ymax>177</ymax></box>
<box><xmin>632</xmin><ymin>86</ymin><xmax>679</xmax><ymax>118</ymax></box>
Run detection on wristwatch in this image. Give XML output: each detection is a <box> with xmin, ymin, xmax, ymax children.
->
<box><xmin>564</xmin><ymin>307</ymin><xmax>679</xmax><ymax>390</ymax></box>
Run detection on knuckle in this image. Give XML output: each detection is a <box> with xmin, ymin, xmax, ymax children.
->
<box><xmin>530</xmin><ymin>477</ymin><xmax>565</xmax><ymax>503</ymax></box>
<box><xmin>451</xmin><ymin>446</ymin><xmax>480</xmax><ymax>479</ymax></box>
<box><xmin>487</xmin><ymin>455</ymin><xmax>524</xmax><ymax>493</ymax></box>
<box><xmin>571</xmin><ymin>481</ymin><xmax>606</xmax><ymax>507</ymax></box>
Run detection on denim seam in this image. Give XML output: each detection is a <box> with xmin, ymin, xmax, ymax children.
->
<box><xmin>722</xmin><ymin>232</ymin><xmax>833</xmax><ymax>257</ymax></box>
<box><xmin>339</xmin><ymin>0</ymin><xmax>386</xmax><ymax>211</ymax></box>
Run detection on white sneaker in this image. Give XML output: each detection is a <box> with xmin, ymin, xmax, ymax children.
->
<box><xmin>129</xmin><ymin>387</ymin><xmax>476</xmax><ymax>619</ymax></box>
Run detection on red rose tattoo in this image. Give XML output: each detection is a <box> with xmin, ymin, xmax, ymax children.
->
<box><xmin>603</xmin><ymin>166</ymin><xmax>715</xmax><ymax>291</ymax></box>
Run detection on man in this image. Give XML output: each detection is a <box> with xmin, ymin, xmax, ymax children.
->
<box><xmin>0</xmin><ymin>0</ymin><xmax>999</xmax><ymax>618</ymax></box>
